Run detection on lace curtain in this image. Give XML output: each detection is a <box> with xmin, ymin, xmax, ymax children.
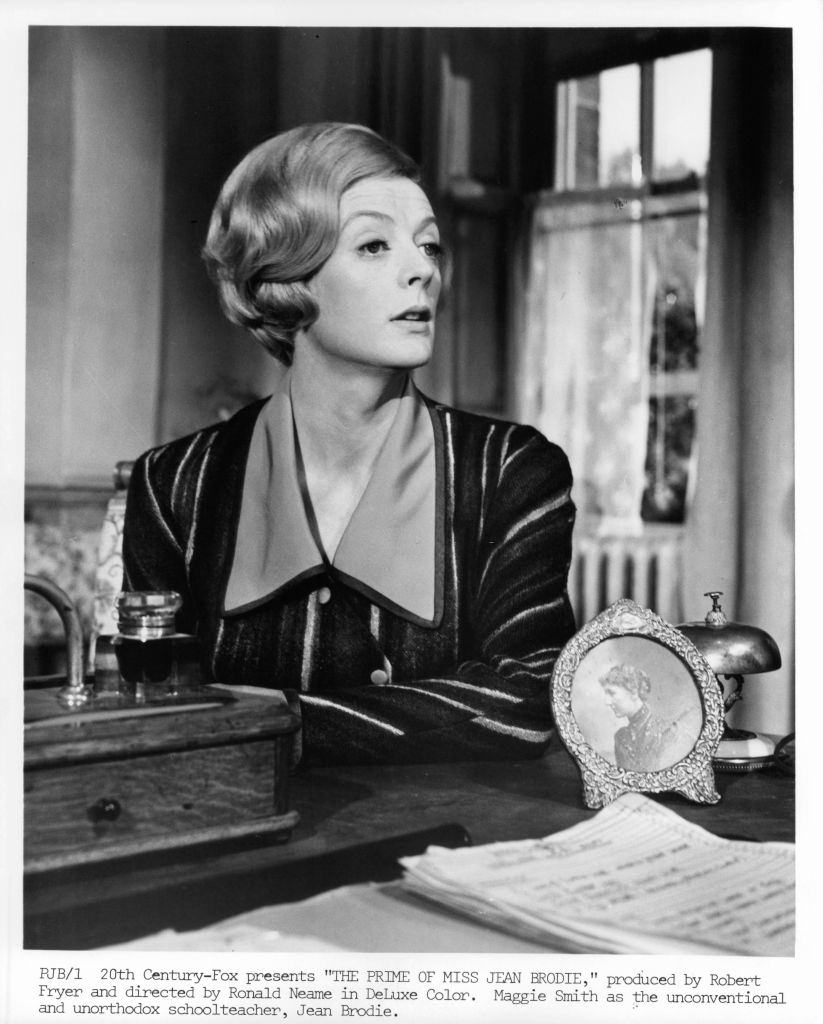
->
<box><xmin>513</xmin><ymin>199</ymin><xmax>657</xmax><ymax>536</ymax></box>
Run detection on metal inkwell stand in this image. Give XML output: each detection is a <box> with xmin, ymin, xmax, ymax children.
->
<box><xmin>23</xmin><ymin>582</ymin><xmax>301</xmax><ymax>872</ymax></box>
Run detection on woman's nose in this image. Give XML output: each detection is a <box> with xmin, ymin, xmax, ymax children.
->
<box><xmin>399</xmin><ymin>243</ymin><xmax>437</xmax><ymax>288</ymax></box>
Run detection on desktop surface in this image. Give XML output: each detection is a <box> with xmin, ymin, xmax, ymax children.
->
<box><xmin>24</xmin><ymin>740</ymin><xmax>794</xmax><ymax>949</ymax></box>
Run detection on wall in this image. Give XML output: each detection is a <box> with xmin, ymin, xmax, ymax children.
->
<box><xmin>25</xmin><ymin>28</ymin><xmax>508</xmax><ymax>466</ymax></box>
<box><xmin>26</xmin><ymin>28</ymin><xmax>166</xmax><ymax>487</ymax></box>
<box><xmin>25</xmin><ymin>28</ymin><xmax>166</xmax><ymax>657</ymax></box>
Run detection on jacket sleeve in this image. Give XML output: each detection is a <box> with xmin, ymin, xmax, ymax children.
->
<box><xmin>298</xmin><ymin>426</ymin><xmax>577</xmax><ymax>764</ymax></box>
<box><xmin>121</xmin><ymin>448</ymin><xmax>198</xmax><ymax>636</ymax></box>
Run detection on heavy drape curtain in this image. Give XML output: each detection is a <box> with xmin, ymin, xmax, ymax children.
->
<box><xmin>512</xmin><ymin>31</ymin><xmax>793</xmax><ymax>734</ymax></box>
<box><xmin>682</xmin><ymin>33</ymin><xmax>794</xmax><ymax>735</ymax></box>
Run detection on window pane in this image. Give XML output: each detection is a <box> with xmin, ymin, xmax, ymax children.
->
<box><xmin>557</xmin><ymin>63</ymin><xmax>640</xmax><ymax>189</ymax></box>
<box><xmin>571</xmin><ymin>75</ymin><xmax>600</xmax><ymax>188</ymax></box>
<box><xmin>597</xmin><ymin>63</ymin><xmax>641</xmax><ymax>186</ymax></box>
<box><xmin>642</xmin><ymin>394</ymin><xmax>697</xmax><ymax>523</ymax></box>
<box><xmin>642</xmin><ymin>210</ymin><xmax>706</xmax><ymax>523</ymax></box>
<box><xmin>653</xmin><ymin>49</ymin><xmax>712</xmax><ymax>182</ymax></box>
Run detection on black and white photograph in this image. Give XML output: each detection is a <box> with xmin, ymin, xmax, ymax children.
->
<box><xmin>571</xmin><ymin>637</ymin><xmax>704</xmax><ymax>772</ymax></box>
<box><xmin>2</xmin><ymin>1</ymin><xmax>818</xmax><ymax>1019</ymax></box>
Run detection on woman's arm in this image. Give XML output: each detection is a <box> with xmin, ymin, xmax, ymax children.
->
<box><xmin>299</xmin><ymin>426</ymin><xmax>576</xmax><ymax>764</ymax></box>
<box><xmin>121</xmin><ymin>447</ymin><xmax>199</xmax><ymax>635</ymax></box>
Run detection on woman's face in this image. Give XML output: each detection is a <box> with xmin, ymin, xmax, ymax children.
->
<box><xmin>602</xmin><ymin>683</ymin><xmax>642</xmax><ymax>720</ymax></box>
<box><xmin>301</xmin><ymin>176</ymin><xmax>442</xmax><ymax>372</ymax></box>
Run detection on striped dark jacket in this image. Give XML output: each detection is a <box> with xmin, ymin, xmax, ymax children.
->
<box><xmin>123</xmin><ymin>395</ymin><xmax>576</xmax><ymax>765</ymax></box>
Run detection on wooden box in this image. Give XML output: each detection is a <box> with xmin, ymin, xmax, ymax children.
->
<box><xmin>24</xmin><ymin>685</ymin><xmax>301</xmax><ymax>873</ymax></box>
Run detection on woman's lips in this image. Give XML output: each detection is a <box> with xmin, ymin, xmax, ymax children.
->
<box><xmin>392</xmin><ymin>306</ymin><xmax>432</xmax><ymax>322</ymax></box>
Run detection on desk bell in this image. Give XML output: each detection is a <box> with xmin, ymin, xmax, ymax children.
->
<box><xmin>679</xmin><ymin>591</ymin><xmax>781</xmax><ymax>771</ymax></box>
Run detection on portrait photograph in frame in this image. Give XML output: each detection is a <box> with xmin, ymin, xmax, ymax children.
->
<box><xmin>551</xmin><ymin>599</ymin><xmax>724</xmax><ymax>808</ymax></box>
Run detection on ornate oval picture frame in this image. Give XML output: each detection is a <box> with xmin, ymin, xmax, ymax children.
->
<box><xmin>551</xmin><ymin>599</ymin><xmax>724</xmax><ymax>808</ymax></box>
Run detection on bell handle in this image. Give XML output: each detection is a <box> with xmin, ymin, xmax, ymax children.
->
<box><xmin>720</xmin><ymin>672</ymin><xmax>745</xmax><ymax>713</ymax></box>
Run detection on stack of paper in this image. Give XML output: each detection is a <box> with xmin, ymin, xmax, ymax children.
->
<box><xmin>400</xmin><ymin>793</ymin><xmax>794</xmax><ymax>955</ymax></box>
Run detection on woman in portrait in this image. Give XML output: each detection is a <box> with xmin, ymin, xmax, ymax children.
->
<box><xmin>123</xmin><ymin>122</ymin><xmax>576</xmax><ymax>765</ymax></box>
<box><xmin>599</xmin><ymin>664</ymin><xmax>680</xmax><ymax>772</ymax></box>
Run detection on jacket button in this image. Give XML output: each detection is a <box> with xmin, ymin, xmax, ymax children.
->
<box><xmin>370</xmin><ymin>669</ymin><xmax>389</xmax><ymax>685</ymax></box>
<box><xmin>317</xmin><ymin>587</ymin><xmax>332</xmax><ymax>605</ymax></box>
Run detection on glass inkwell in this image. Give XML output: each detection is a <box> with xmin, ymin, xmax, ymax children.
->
<box><xmin>103</xmin><ymin>591</ymin><xmax>203</xmax><ymax>705</ymax></box>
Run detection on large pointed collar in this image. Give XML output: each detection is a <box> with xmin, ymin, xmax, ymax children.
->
<box><xmin>223</xmin><ymin>373</ymin><xmax>443</xmax><ymax>628</ymax></box>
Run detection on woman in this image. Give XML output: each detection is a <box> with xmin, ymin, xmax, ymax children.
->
<box><xmin>123</xmin><ymin>122</ymin><xmax>576</xmax><ymax>765</ymax></box>
<box><xmin>599</xmin><ymin>664</ymin><xmax>679</xmax><ymax>772</ymax></box>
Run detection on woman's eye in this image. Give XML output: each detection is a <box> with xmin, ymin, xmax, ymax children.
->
<box><xmin>359</xmin><ymin>239</ymin><xmax>388</xmax><ymax>256</ymax></box>
<box><xmin>421</xmin><ymin>241</ymin><xmax>443</xmax><ymax>261</ymax></box>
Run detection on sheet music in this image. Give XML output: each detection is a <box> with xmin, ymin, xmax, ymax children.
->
<box><xmin>400</xmin><ymin>793</ymin><xmax>795</xmax><ymax>955</ymax></box>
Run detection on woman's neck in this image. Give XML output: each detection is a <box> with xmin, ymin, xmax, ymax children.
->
<box><xmin>289</xmin><ymin>346</ymin><xmax>407</xmax><ymax>473</ymax></box>
<box><xmin>288</xmin><ymin>346</ymin><xmax>409</xmax><ymax>559</ymax></box>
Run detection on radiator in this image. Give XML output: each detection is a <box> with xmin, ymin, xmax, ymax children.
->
<box><xmin>568</xmin><ymin>532</ymin><xmax>684</xmax><ymax>627</ymax></box>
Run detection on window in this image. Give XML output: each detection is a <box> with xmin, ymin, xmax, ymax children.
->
<box><xmin>529</xmin><ymin>50</ymin><xmax>712</xmax><ymax>528</ymax></box>
<box><xmin>556</xmin><ymin>50</ymin><xmax>711</xmax><ymax>188</ymax></box>
<box><xmin>555</xmin><ymin>63</ymin><xmax>642</xmax><ymax>190</ymax></box>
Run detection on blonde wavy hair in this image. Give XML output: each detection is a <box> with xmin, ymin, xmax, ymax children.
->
<box><xmin>202</xmin><ymin>122</ymin><xmax>421</xmax><ymax>365</ymax></box>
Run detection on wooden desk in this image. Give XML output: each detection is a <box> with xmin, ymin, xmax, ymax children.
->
<box><xmin>24</xmin><ymin>744</ymin><xmax>794</xmax><ymax>949</ymax></box>
<box><xmin>24</xmin><ymin>685</ymin><xmax>300</xmax><ymax>872</ymax></box>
